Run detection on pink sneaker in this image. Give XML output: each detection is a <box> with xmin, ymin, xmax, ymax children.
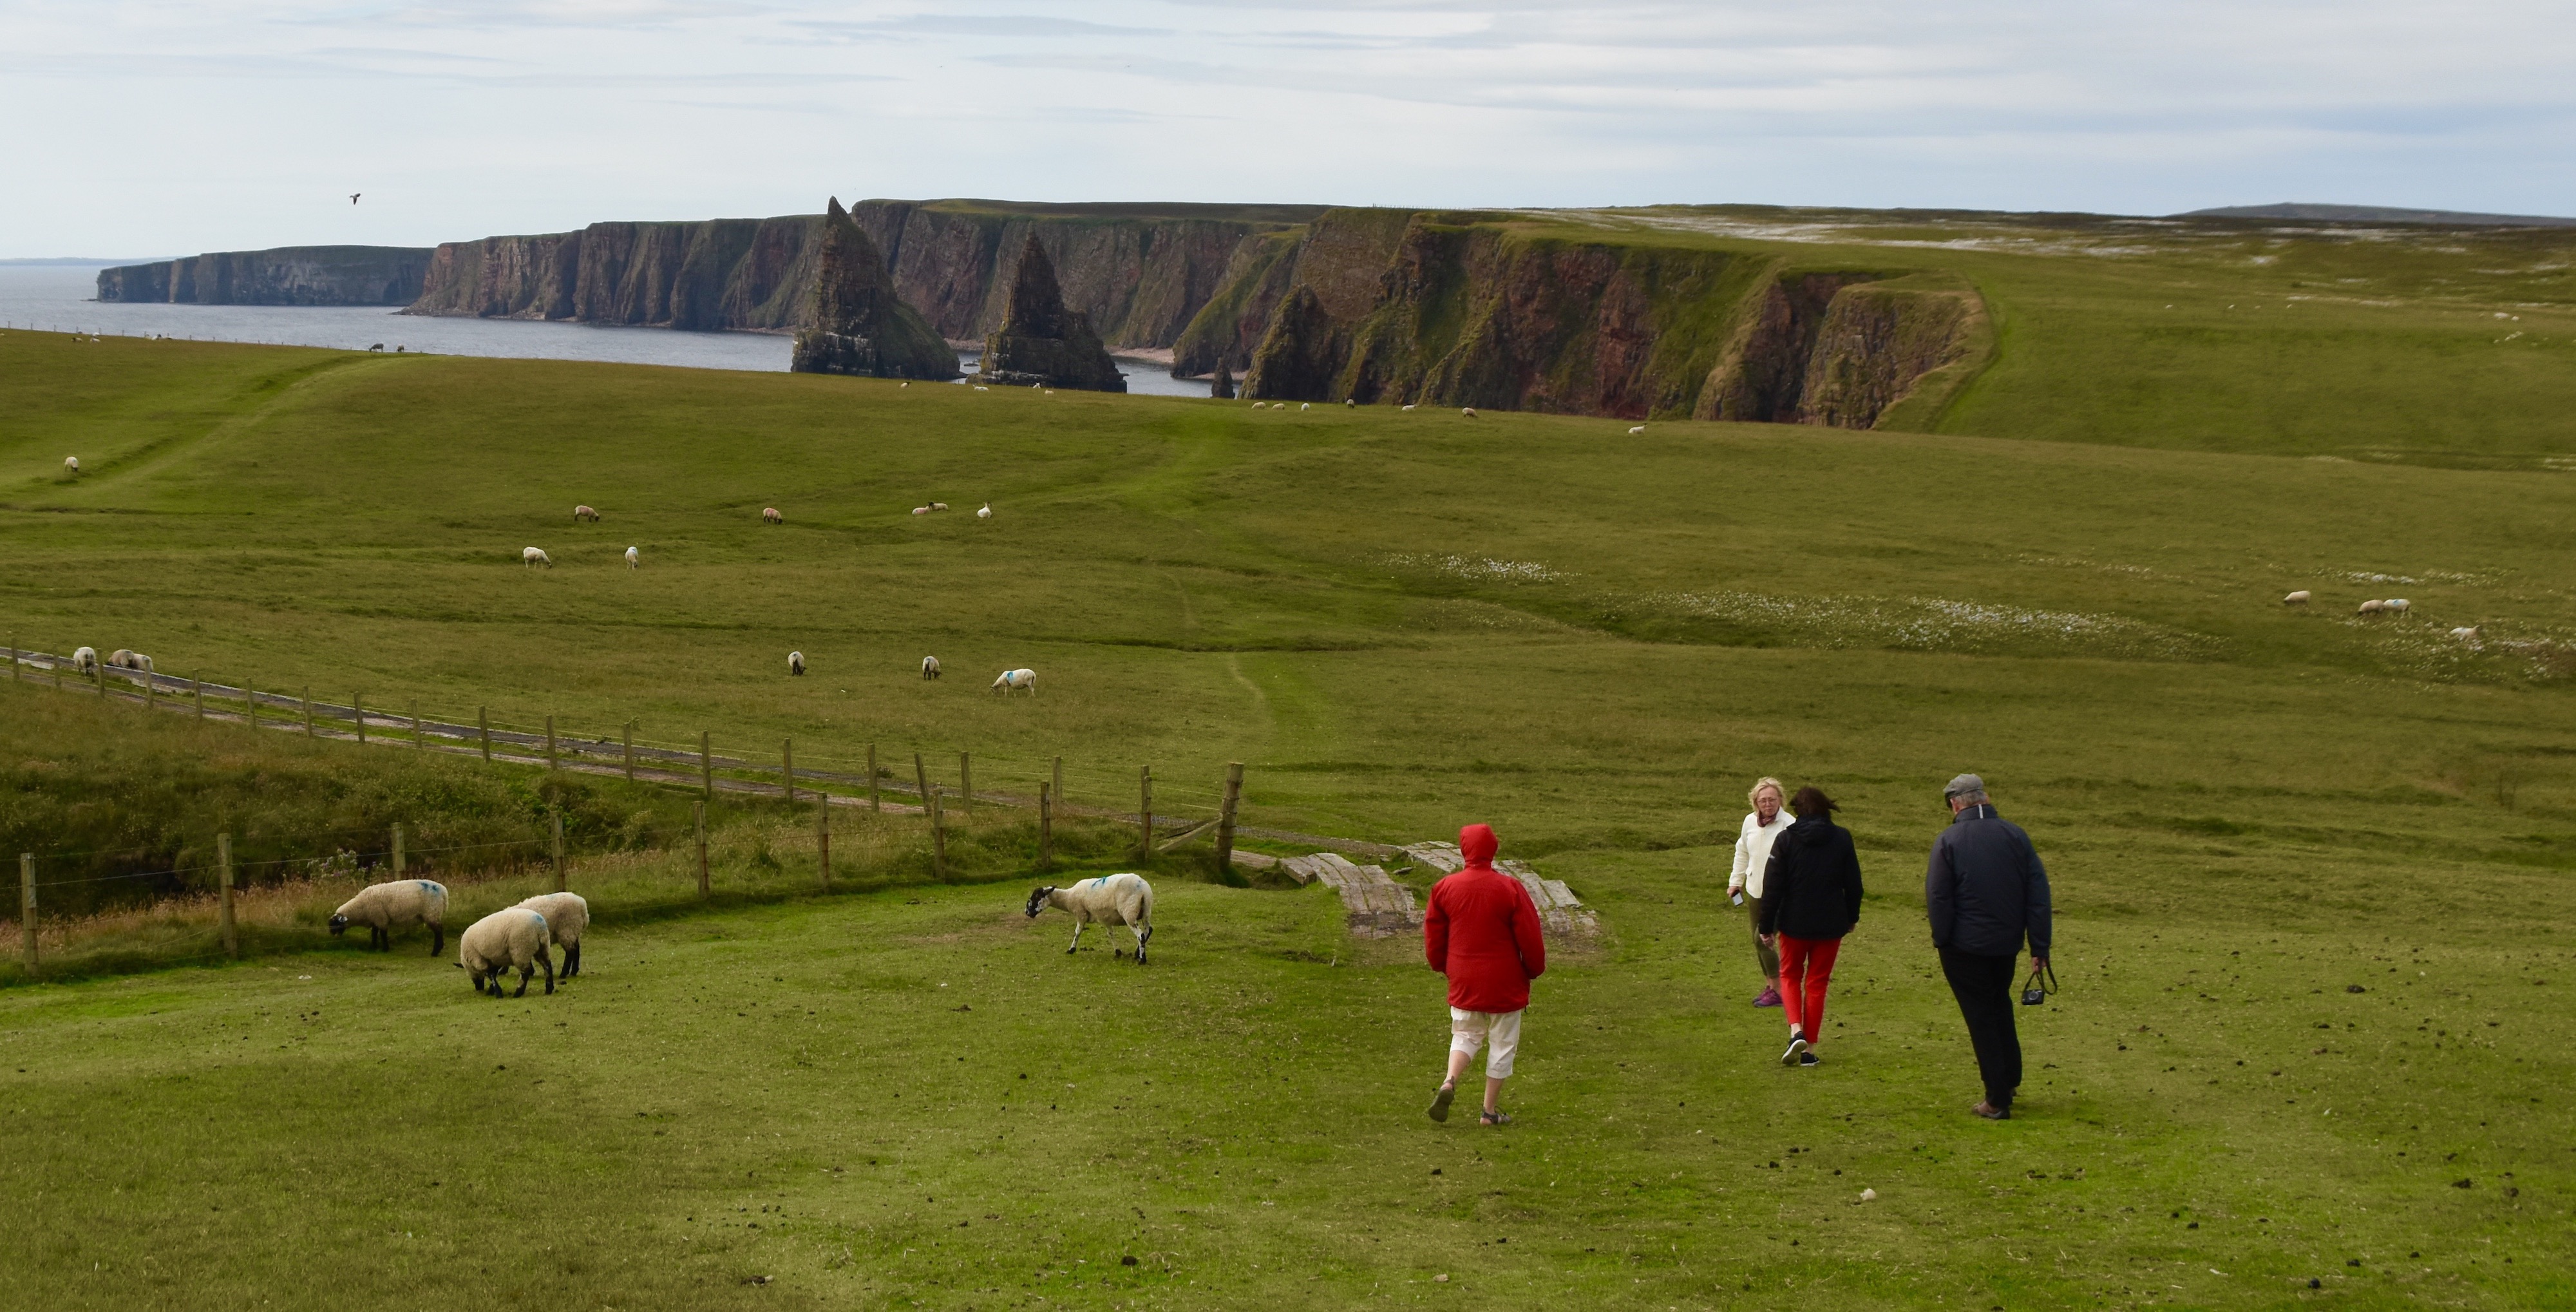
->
<box><xmin>1753</xmin><ymin>985</ymin><xmax>1783</xmax><ymax>1007</ymax></box>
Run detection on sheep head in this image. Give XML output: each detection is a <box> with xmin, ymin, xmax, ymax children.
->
<box><xmin>327</xmin><ymin>914</ymin><xmax>350</xmax><ymax>936</ymax></box>
<box><xmin>1023</xmin><ymin>886</ymin><xmax>1058</xmax><ymax>918</ymax></box>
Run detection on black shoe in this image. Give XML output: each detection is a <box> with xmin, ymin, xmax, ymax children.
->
<box><xmin>1781</xmin><ymin>1033</ymin><xmax>1809</xmax><ymax>1066</ymax></box>
<box><xmin>1797</xmin><ymin>1050</ymin><xmax>1821</xmax><ymax>1067</ymax></box>
<box><xmin>1971</xmin><ymin>1101</ymin><xmax>2010</xmax><ymax>1120</ymax></box>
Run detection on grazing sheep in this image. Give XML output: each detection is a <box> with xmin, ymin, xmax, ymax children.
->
<box><xmin>974</xmin><ymin>385</ymin><xmax>990</xmax><ymax>392</ymax></box>
<box><xmin>2385</xmin><ymin>598</ymin><xmax>2411</xmax><ymax>613</ymax></box>
<box><xmin>2356</xmin><ymin>599</ymin><xmax>2385</xmax><ymax>615</ymax></box>
<box><xmin>2450</xmin><ymin>625</ymin><xmax>2483</xmax><ymax>642</ymax></box>
<box><xmin>931</xmin><ymin>502</ymin><xmax>948</xmax><ymax>511</ymax></box>
<box><xmin>2283</xmin><ymin>590</ymin><xmax>2312</xmax><ymax>605</ymax></box>
<box><xmin>762</xmin><ymin>507</ymin><xmax>784</xmax><ymax>524</ymax></box>
<box><xmin>573</xmin><ymin>504</ymin><xmax>599</xmax><ymax>523</ymax></box>
<box><xmin>1461</xmin><ymin>407</ymin><xmax>1479</xmax><ymax>418</ymax></box>
<box><xmin>106</xmin><ymin>649</ymin><xmax>152</xmax><ymax>672</ymax></box>
<box><xmin>457</xmin><ymin>908</ymin><xmax>553</xmax><ymax>997</ymax></box>
<box><xmin>921</xmin><ymin>655</ymin><xmax>942</xmax><ymax>680</ymax></box>
<box><xmin>523</xmin><ymin>547</ymin><xmax>553</xmax><ymax>569</ymax></box>
<box><xmin>1024</xmin><ymin>873</ymin><xmax>1154</xmax><ymax>963</ymax></box>
<box><xmin>1345</xmin><ymin>398</ymin><xmax>1356</xmax><ymax>407</ymax></box>
<box><xmin>1627</xmin><ymin>425</ymin><xmax>1645</xmax><ymax>436</ymax></box>
<box><xmin>515</xmin><ymin>891</ymin><xmax>590</xmax><ymax>977</ymax></box>
<box><xmin>72</xmin><ymin>646</ymin><xmax>98</xmax><ymax>674</ymax></box>
<box><xmin>1300</xmin><ymin>403</ymin><xmax>1312</xmax><ymax>412</ymax></box>
<box><xmin>900</xmin><ymin>380</ymin><xmax>910</xmax><ymax>388</ymax></box>
<box><xmin>976</xmin><ymin>503</ymin><xmax>992</xmax><ymax>519</ymax></box>
<box><xmin>1401</xmin><ymin>404</ymin><xmax>1417</xmax><ymax>412</ymax></box>
<box><xmin>788</xmin><ymin>651</ymin><xmax>806</xmax><ymax>676</ymax></box>
<box><xmin>63</xmin><ymin>456</ymin><xmax>79</xmax><ymax>475</ymax></box>
<box><xmin>625</xmin><ymin>546</ymin><xmax>639</xmax><ymax>569</ymax></box>
<box><xmin>330</xmin><ymin>879</ymin><xmax>450</xmax><ymax>955</ymax></box>
<box><xmin>991</xmin><ymin>667</ymin><xmax>1036</xmax><ymax>696</ymax></box>
<box><xmin>912</xmin><ymin>506</ymin><xmax>931</xmax><ymax>515</ymax></box>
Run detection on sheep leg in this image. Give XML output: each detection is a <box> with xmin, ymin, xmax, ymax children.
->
<box><xmin>374</xmin><ymin>926</ymin><xmax>390</xmax><ymax>952</ymax></box>
<box><xmin>429</xmin><ymin>925</ymin><xmax>445</xmax><ymax>958</ymax></box>
<box><xmin>1066</xmin><ymin>917</ymin><xmax>1084</xmax><ymax>954</ymax></box>
<box><xmin>1132</xmin><ymin>920</ymin><xmax>1151</xmax><ymax>965</ymax></box>
<box><xmin>564</xmin><ymin>941</ymin><xmax>580</xmax><ymax>978</ymax></box>
<box><xmin>538</xmin><ymin>947</ymin><xmax>555</xmax><ymax>995</ymax></box>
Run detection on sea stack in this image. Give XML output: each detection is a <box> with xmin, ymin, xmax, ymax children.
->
<box><xmin>790</xmin><ymin>197</ymin><xmax>960</xmax><ymax>381</ymax></box>
<box><xmin>977</xmin><ymin>235</ymin><xmax>1126</xmax><ymax>392</ymax></box>
<box><xmin>1209</xmin><ymin>359</ymin><xmax>1236</xmax><ymax>399</ymax></box>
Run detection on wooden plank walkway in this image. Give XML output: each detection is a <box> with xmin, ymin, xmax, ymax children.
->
<box><xmin>1396</xmin><ymin>842</ymin><xmax>1598</xmax><ymax>939</ymax></box>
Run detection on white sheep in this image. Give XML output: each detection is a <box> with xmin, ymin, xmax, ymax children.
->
<box><xmin>762</xmin><ymin>507</ymin><xmax>784</xmax><ymax>524</ymax></box>
<box><xmin>1461</xmin><ymin>407</ymin><xmax>1479</xmax><ymax>418</ymax></box>
<box><xmin>931</xmin><ymin>502</ymin><xmax>948</xmax><ymax>511</ymax></box>
<box><xmin>1023</xmin><ymin>873</ymin><xmax>1154</xmax><ymax>963</ymax></box>
<box><xmin>106</xmin><ymin>649</ymin><xmax>153</xmax><ymax>672</ymax></box>
<box><xmin>2449</xmin><ymin>625</ymin><xmax>2482</xmax><ymax>642</ymax></box>
<box><xmin>1401</xmin><ymin>404</ymin><xmax>1417</xmax><ymax>412</ymax></box>
<box><xmin>1345</xmin><ymin>399</ymin><xmax>1356</xmax><ymax>407</ymax></box>
<box><xmin>912</xmin><ymin>506</ymin><xmax>931</xmax><ymax>516</ymax></box>
<box><xmin>63</xmin><ymin>456</ymin><xmax>80</xmax><ymax>475</ymax></box>
<box><xmin>1300</xmin><ymin>403</ymin><xmax>1312</xmax><ymax>412</ymax></box>
<box><xmin>976</xmin><ymin>503</ymin><xmax>992</xmax><ymax>519</ymax></box>
<box><xmin>2385</xmin><ymin>598</ymin><xmax>2411</xmax><ymax>613</ymax></box>
<box><xmin>789</xmin><ymin>651</ymin><xmax>806</xmax><ymax>676</ymax></box>
<box><xmin>516</xmin><ymin>891</ymin><xmax>591</xmax><ymax>977</ymax></box>
<box><xmin>2283</xmin><ymin>590</ymin><xmax>2311</xmax><ymax>605</ymax></box>
<box><xmin>457</xmin><ymin>907</ymin><xmax>554</xmax><ymax>997</ymax></box>
<box><xmin>974</xmin><ymin>385</ymin><xmax>990</xmax><ymax>392</ymax></box>
<box><xmin>921</xmin><ymin>655</ymin><xmax>942</xmax><ymax>680</ymax></box>
<box><xmin>991</xmin><ymin>667</ymin><xmax>1036</xmax><ymax>696</ymax></box>
<box><xmin>523</xmin><ymin>547</ymin><xmax>553</xmax><ymax>569</ymax></box>
<box><xmin>72</xmin><ymin>645</ymin><xmax>98</xmax><ymax>674</ymax></box>
<box><xmin>1627</xmin><ymin>425</ymin><xmax>1645</xmax><ymax>435</ymax></box>
<box><xmin>624</xmin><ymin>546</ymin><xmax>639</xmax><ymax>569</ymax></box>
<box><xmin>330</xmin><ymin>879</ymin><xmax>450</xmax><ymax>955</ymax></box>
<box><xmin>573</xmin><ymin>504</ymin><xmax>599</xmax><ymax>523</ymax></box>
<box><xmin>2356</xmin><ymin>599</ymin><xmax>2385</xmax><ymax>615</ymax></box>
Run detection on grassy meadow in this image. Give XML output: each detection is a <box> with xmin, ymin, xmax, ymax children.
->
<box><xmin>2</xmin><ymin>210</ymin><xmax>2573</xmax><ymax>1309</ymax></box>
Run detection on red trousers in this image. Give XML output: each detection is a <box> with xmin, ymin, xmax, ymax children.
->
<box><xmin>1777</xmin><ymin>935</ymin><xmax>1842</xmax><ymax>1041</ymax></box>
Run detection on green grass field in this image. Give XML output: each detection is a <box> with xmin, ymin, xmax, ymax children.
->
<box><xmin>2</xmin><ymin>209</ymin><xmax>2573</xmax><ymax>1309</ymax></box>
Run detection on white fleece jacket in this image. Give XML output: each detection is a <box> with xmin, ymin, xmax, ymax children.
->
<box><xmin>1729</xmin><ymin>811</ymin><xmax>1792</xmax><ymax>899</ymax></box>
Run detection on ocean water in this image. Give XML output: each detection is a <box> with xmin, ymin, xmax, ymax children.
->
<box><xmin>0</xmin><ymin>265</ymin><xmax>1204</xmax><ymax>395</ymax></box>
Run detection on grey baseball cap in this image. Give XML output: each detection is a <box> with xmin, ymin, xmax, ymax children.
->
<box><xmin>1943</xmin><ymin>773</ymin><xmax>1986</xmax><ymax>798</ymax></box>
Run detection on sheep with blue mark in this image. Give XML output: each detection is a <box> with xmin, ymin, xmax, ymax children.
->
<box><xmin>1024</xmin><ymin>873</ymin><xmax>1154</xmax><ymax>964</ymax></box>
<box><xmin>457</xmin><ymin>907</ymin><xmax>554</xmax><ymax>997</ymax></box>
<box><xmin>331</xmin><ymin>879</ymin><xmax>450</xmax><ymax>955</ymax></box>
<box><xmin>516</xmin><ymin>891</ymin><xmax>590</xmax><ymax>977</ymax></box>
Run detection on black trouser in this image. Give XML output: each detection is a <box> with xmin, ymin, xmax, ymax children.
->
<box><xmin>1939</xmin><ymin>948</ymin><xmax>2022</xmax><ymax>1109</ymax></box>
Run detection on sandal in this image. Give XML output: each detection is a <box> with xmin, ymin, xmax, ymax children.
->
<box><xmin>1428</xmin><ymin>1080</ymin><xmax>1457</xmax><ymax>1123</ymax></box>
<box><xmin>1479</xmin><ymin>1110</ymin><xmax>1512</xmax><ymax>1127</ymax></box>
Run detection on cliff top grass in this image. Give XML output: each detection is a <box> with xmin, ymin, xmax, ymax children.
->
<box><xmin>0</xmin><ymin>319</ymin><xmax>2571</xmax><ymax>1307</ymax></box>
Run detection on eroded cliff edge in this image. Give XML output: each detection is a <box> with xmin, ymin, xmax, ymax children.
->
<box><xmin>97</xmin><ymin>247</ymin><xmax>431</xmax><ymax>306</ymax></box>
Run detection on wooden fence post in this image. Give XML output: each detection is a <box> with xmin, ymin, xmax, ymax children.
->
<box><xmin>352</xmin><ymin>692</ymin><xmax>365</xmax><ymax>744</ymax></box>
<box><xmin>545</xmin><ymin>715</ymin><xmax>558</xmax><ymax>771</ymax></box>
<box><xmin>302</xmin><ymin>686</ymin><xmax>313</xmax><ymax>735</ymax></box>
<box><xmin>245</xmin><ymin>684</ymin><xmax>257</xmax><ymax>728</ymax></box>
<box><xmin>392</xmin><ymin>822</ymin><xmax>406</xmax><ymax>876</ymax></box>
<box><xmin>782</xmin><ymin>737</ymin><xmax>795</xmax><ymax>803</ymax></box>
<box><xmin>412</xmin><ymin>700</ymin><xmax>422</xmax><ymax>750</ymax></box>
<box><xmin>867</xmin><ymin>743</ymin><xmax>880</xmax><ymax>813</ymax></box>
<box><xmin>6</xmin><ymin>639</ymin><xmax>14</xmax><ymax>682</ymax></box>
<box><xmin>95</xmin><ymin>662</ymin><xmax>107</xmax><ymax>698</ymax></box>
<box><xmin>18</xmin><ymin>852</ymin><xmax>33</xmax><ymax>972</ymax></box>
<box><xmin>552</xmin><ymin>811</ymin><xmax>565</xmax><ymax>893</ymax></box>
<box><xmin>815</xmin><ymin>793</ymin><xmax>831</xmax><ymax>890</ymax></box>
<box><xmin>478</xmin><ymin>707</ymin><xmax>491</xmax><ymax>761</ymax></box>
<box><xmin>143</xmin><ymin>670</ymin><xmax>154</xmax><ymax>710</ymax></box>
<box><xmin>1138</xmin><ymin>765</ymin><xmax>1153</xmax><ymax>861</ymax></box>
<box><xmin>1038</xmin><ymin>783</ymin><xmax>1053</xmax><ymax>872</ymax></box>
<box><xmin>194</xmin><ymin>679</ymin><xmax>205</xmax><ymax>718</ymax></box>
<box><xmin>700</xmin><ymin>731</ymin><xmax>713</xmax><ymax>797</ymax></box>
<box><xmin>1215</xmin><ymin>762</ymin><xmax>1245</xmax><ymax>875</ymax></box>
<box><xmin>929</xmin><ymin>787</ymin><xmax>948</xmax><ymax>880</ymax></box>
<box><xmin>913</xmin><ymin>752</ymin><xmax>931</xmax><ymax>813</ymax></box>
<box><xmin>959</xmin><ymin>751</ymin><xmax>973</xmax><ymax>816</ymax></box>
<box><xmin>216</xmin><ymin>834</ymin><xmax>237</xmax><ymax>960</ymax></box>
<box><xmin>53</xmin><ymin>654</ymin><xmax>62</xmax><ymax>689</ymax></box>
<box><xmin>694</xmin><ymin>801</ymin><xmax>709</xmax><ymax>896</ymax></box>
<box><xmin>622</xmin><ymin>721</ymin><xmax>635</xmax><ymax>781</ymax></box>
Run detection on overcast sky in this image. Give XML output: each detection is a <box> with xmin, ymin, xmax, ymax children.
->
<box><xmin>6</xmin><ymin>0</ymin><xmax>2572</xmax><ymax>257</ymax></box>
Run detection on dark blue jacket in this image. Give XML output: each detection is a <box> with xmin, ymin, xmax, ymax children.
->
<box><xmin>1924</xmin><ymin>804</ymin><xmax>2052</xmax><ymax>957</ymax></box>
<box><xmin>1757</xmin><ymin>815</ymin><xmax>1864</xmax><ymax>940</ymax></box>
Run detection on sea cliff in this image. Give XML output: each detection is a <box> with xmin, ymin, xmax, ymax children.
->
<box><xmin>95</xmin><ymin>247</ymin><xmax>431</xmax><ymax>306</ymax></box>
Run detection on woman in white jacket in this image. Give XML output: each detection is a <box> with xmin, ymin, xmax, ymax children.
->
<box><xmin>1728</xmin><ymin>777</ymin><xmax>1791</xmax><ymax>1007</ymax></box>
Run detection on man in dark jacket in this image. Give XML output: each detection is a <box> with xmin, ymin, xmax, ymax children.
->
<box><xmin>1924</xmin><ymin>773</ymin><xmax>2052</xmax><ymax>1119</ymax></box>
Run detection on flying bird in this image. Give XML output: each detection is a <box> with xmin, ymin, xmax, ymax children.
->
<box><xmin>349</xmin><ymin>193</ymin><xmax>361</xmax><ymax>205</ymax></box>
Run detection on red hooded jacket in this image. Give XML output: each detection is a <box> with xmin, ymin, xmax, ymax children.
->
<box><xmin>1423</xmin><ymin>824</ymin><xmax>1547</xmax><ymax>1013</ymax></box>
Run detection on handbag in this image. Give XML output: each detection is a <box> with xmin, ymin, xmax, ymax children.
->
<box><xmin>2022</xmin><ymin>960</ymin><xmax>2059</xmax><ymax>1007</ymax></box>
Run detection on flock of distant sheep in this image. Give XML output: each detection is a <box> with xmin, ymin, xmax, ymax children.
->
<box><xmin>2281</xmin><ymin>589</ymin><xmax>2481</xmax><ymax>642</ymax></box>
<box><xmin>525</xmin><ymin>500</ymin><xmax>1037</xmax><ymax>692</ymax></box>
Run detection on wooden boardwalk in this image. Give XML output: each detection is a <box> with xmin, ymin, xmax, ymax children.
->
<box><xmin>1236</xmin><ymin>842</ymin><xmax>1598</xmax><ymax>941</ymax></box>
<box><xmin>1397</xmin><ymin>842</ymin><xmax>1598</xmax><ymax>939</ymax></box>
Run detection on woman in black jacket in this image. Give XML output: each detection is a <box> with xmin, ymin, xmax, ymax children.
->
<box><xmin>1757</xmin><ymin>786</ymin><xmax>1865</xmax><ymax>1067</ymax></box>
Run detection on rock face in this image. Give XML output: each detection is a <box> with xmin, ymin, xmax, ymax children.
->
<box><xmin>1209</xmin><ymin>360</ymin><xmax>1236</xmax><ymax>399</ymax></box>
<box><xmin>96</xmin><ymin>247</ymin><xmax>431</xmax><ymax>305</ymax></box>
<box><xmin>790</xmin><ymin>198</ymin><xmax>960</xmax><ymax>381</ymax></box>
<box><xmin>405</xmin><ymin>201</ymin><xmax>1320</xmax><ymax>347</ymax></box>
<box><xmin>975</xmin><ymin>236</ymin><xmax>1125</xmax><ymax>392</ymax></box>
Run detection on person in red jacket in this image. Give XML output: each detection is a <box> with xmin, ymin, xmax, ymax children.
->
<box><xmin>1423</xmin><ymin>823</ymin><xmax>1547</xmax><ymax>1126</ymax></box>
